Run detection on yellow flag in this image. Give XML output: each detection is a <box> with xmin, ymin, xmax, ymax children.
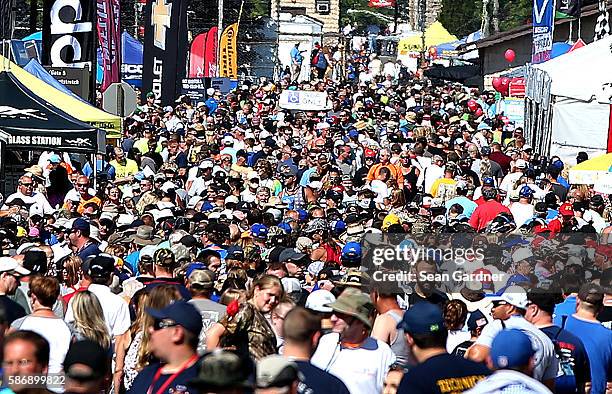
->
<box><xmin>218</xmin><ymin>23</ymin><xmax>238</xmax><ymax>78</ymax></box>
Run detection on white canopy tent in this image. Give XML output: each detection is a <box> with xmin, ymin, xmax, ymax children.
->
<box><xmin>527</xmin><ymin>35</ymin><xmax>612</xmax><ymax>161</ymax></box>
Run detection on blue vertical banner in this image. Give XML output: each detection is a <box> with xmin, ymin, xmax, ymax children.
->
<box><xmin>532</xmin><ymin>0</ymin><xmax>556</xmax><ymax>63</ymax></box>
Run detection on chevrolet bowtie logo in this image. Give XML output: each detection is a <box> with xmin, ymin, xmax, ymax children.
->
<box><xmin>151</xmin><ymin>0</ymin><xmax>172</xmax><ymax>50</ymax></box>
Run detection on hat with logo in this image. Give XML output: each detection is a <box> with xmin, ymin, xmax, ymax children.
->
<box><xmin>147</xmin><ymin>300</ymin><xmax>203</xmax><ymax>336</ymax></box>
<box><xmin>364</xmin><ymin>148</ymin><xmax>377</xmax><ymax>158</ymax></box>
<box><xmin>333</xmin><ymin>269</ymin><xmax>371</xmax><ymax>290</ymax></box>
<box><xmin>256</xmin><ymin>355</ymin><xmax>302</xmax><ymax>389</ymax></box>
<box><xmin>226</xmin><ymin>245</ymin><xmax>244</xmax><ymax>260</ymax></box>
<box><xmin>341</xmin><ymin>242</ymin><xmax>362</xmax><ymax>260</ymax></box>
<box><xmin>559</xmin><ymin>202</ymin><xmax>574</xmax><ymax>217</ymax></box>
<box><xmin>23</xmin><ymin>249</ymin><xmax>47</xmax><ymax>275</ymax></box>
<box><xmin>189</xmin><ymin>350</ymin><xmax>254</xmax><ymax>391</ymax></box>
<box><xmin>491</xmin><ymin>285</ymin><xmax>529</xmax><ymax>309</ymax></box>
<box><xmin>279</xmin><ymin>248</ymin><xmax>306</xmax><ymax>263</ymax></box>
<box><xmin>396</xmin><ymin>302</ymin><xmax>445</xmax><ymax>335</ymax></box>
<box><xmin>515</xmin><ymin>159</ymin><xmax>528</xmax><ymax>169</ymax></box>
<box><xmin>189</xmin><ymin>269</ymin><xmax>215</xmax><ymax>289</ymax></box>
<box><xmin>63</xmin><ymin>339</ymin><xmax>109</xmax><ymax>381</ymax></box>
<box><xmin>251</xmin><ymin>223</ymin><xmax>268</xmax><ymax>239</ymax></box>
<box><xmin>325</xmin><ymin>287</ymin><xmax>374</xmax><ymax>327</ymax></box>
<box><xmin>467</xmin><ymin>310</ymin><xmax>488</xmax><ymax>331</ymax></box>
<box><xmin>86</xmin><ymin>254</ymin><xmax>114</xmax><ymax>278</ymax></box>
<box><xmin>490</xmin><ymin>329</ymin><xmax>535</xmax><ymax>369</ymax></box>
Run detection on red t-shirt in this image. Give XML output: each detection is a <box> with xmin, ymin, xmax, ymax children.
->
<box><xmin>469</xmin><ymin>200</ymin><xmax>511</xmax><ymax>231</ymax></box>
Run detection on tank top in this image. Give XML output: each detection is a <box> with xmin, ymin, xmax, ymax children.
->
<box><xmin>322</xmin><ymin>243</ymin><xmax>341</xmax><ymax>265</ymax></box>
<box><xmin>386</xmin><ymin>310</ymin><xmax>411</xmax><ymax>367</ymax></box>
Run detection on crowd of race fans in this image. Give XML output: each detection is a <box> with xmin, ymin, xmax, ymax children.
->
<box><xmin>0</xmin><ymin>52</ymin><xmax>610</xmax><ymax>394</ymax></box>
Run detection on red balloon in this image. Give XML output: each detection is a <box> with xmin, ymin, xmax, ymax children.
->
<box><xmin>492</xmin><ymin>77</ymin><xmax>503</xmax><ymax>92</ymax></box>
<box><xmin>474</xmin><ymin>108</ymin><xmax>484</xmax><ymax>117</ymax></box>
<box><xmin>500</xmin><ymin>77</ymin><xmax>511</xmax><ymax>95</ymax></box>
<box><xmin>467</xmin><ymin>99</ymin><xmax>479</xmax><ymax>112</ymax></box>
<box><xmin>504</xmin><ymin>49</ymin><xmax>516</xmax><ymax>63</ymax></box>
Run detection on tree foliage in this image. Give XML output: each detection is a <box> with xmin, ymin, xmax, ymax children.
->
<box><xmin>439</xmin><ymin>0</ymin><xmax>532</xmax><ymax>38</ymax></box>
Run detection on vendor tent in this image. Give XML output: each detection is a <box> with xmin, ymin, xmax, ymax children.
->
<box><xmin>398</xmin><ymin>22</ymin><xmax>457</xmax><ymax>52</ymax></box>
<box><xmin>569</xmin><ymin>153</ymin><xmax>612</xmax><ymax>185</ymax></box>
<box><xmin>526</xmin><ymin>35</ymin><xmax>612</xmax><ymax>161</ymax></box>
<box><xmin>23</xmin><ymin>59</ymin><xmax>87</xmax><ymax>102</ymax></box>
<box><xmin>0</xmin><ymin>55</ymin><xmax>121</xmax><ymax>138</ymax></box>
<box><xmin>0</xmin><ymin>71</ymin><xmax>102</xmax><ymax>153</ymax></box>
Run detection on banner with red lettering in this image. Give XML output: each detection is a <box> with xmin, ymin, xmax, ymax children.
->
<box><xmin>97</xmin><ymin>0</ymin><xmax>121</xmax><ymax>91</ymax></box>
<box><xmin>188</xmin><ymin>31</ymin><xmax>206</xmax><ymax>77</ymax></box>
<box><xmin>368</xmin><ymin>0</ymin><xmax>395</xmax><ymax>8</ymax></box>
<box><xmin>204</xmin><ymin>26</ymin><xmax>218</xmax><ymax>77</ymax></box>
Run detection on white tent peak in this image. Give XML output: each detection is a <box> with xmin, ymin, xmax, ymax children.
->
<box><xmin>534</xmin><ymin>34</ymin><xmax>612</xmax><ymax>103</ymax></box>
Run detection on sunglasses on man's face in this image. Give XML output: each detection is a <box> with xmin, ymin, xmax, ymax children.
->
<box><xmin>153</xmin><ymin>318</ymin><xmax>179</xmax><ymax>331</ymax></box>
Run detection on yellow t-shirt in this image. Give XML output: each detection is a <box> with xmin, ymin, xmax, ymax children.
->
<box><xmin>110</xmin><ymin>159</ymin><xmax>139</xmax><ymax>178</ymax></box>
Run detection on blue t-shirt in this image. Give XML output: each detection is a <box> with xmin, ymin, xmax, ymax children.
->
<box><xmin>78</xmin><ymin>242</ymin><xmax>101</xmax><ymax>261</ymax></box>
<box><xmin>127</xmin><ymin>360</ymin><xmax>200</xmax><ymax>394</ymax></box>
<box><xmin>445</xmin><ymin>196</ymin><xmax>478</xmax><ymax>218</ymax></box>
<box><xmin>541</xmin><ymin>325</ymin><xmax>590</xmax><ymax>394</ymax></box>
<box><xmin>295</xmin><ymin>360</ymin><xmax>350</xmax><ymax>394</ymax></box>
<box><xmin>397</xmin><ymin>353</ymin><xmax>491</xmax><ymax>394</ymax></box>
<box><xmin>554</xmin><ymin>296</ymin><xmax>577</xmax><ymax>326</ymax></box>
<box><xmin>564</xmin><ymin>315</ymin><xmax>612</xmax><ymax>394</ymax></box>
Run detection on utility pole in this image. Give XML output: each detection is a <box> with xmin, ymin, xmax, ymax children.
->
<box><xmin>419</xmin><ymin>0</ymin><xmax>426</xmax><ymax>63</ymax></box>
<box><xmin>218</xmin><ymin>0</ymin><xmax>223</xmax><ymax>51</ymax></box>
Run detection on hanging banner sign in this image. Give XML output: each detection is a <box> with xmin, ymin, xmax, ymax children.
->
<box><xmin>218</xmin><ymin>23</ymin><xmax>238</xmax><ymax>79</ymax></box>
<box><xmin>96</xmin><ymin>0</ymin><xmax>121</xmax><ymax>90</ymax></box>
<box><xmin>141</xmin><ymin>0</ymin><xmax>188</xmax><ymax>105</ymax></box>
<box><xmin>204</xmin><ymin>26</ymin><xmax>218</xmax><ymax>77</ymax></box>
<box><xmin>532</xmin><ymin>0</ymin><xmax>556</xmax><ymax>63</ymax></box>
<box><xmin>42</xmin><ymin>0</ymin><xmax>96</xmax><ymax>69</ymax></box>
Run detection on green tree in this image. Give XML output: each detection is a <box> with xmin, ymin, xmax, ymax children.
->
<box><xmin>439</xmin><ymin>0</ymin><xmax>483</xmax><ymax>37</ymax></box>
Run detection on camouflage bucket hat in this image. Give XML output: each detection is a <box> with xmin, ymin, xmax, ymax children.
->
<box><xmin>325</xmin><ymin>287</ymin><xmax>374</xmax><ymax>328</ymax></box>
<box><xmin>189</xmin><ymin>350</ymin><xmax>254</xmax><ymax>390</ymax></box>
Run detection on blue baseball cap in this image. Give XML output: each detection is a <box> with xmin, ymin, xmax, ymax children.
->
<box><xmin>226</xmin><ymin>245</ymin><xmax>245</xmax><ymax>260</ymax></box>
<box><xmin>146</xmin><ymin>300</ymin><xmax>203</xmax><ymax>336</ymax></box>
<box><xmin>251</xmin><ymin>223</ymin><xmax>268</xmax><ymax>238</ymax></box>
<box><xmin>185</xmin><ymin>262</ymin><xmax>207</xmax><ymax>278</ymax></box>
<box><xmin>332</xmin><ymin>220</ymin><xmax>346</xmax><ymax>234</ymax></box>
<box><xmin>71</xmin><ymin>218</ymin><xmax>90</xmax><ymax>232</ymax></box>
<box><xmin>482</xmin><ymin>177</ymin><xmax>495</xmax><ymax>187</ymax></box>
<box><xmin>519</xmin><ymin>185</ymin><xmax>533</xmax><ymax>199</ymax></box>
<box><xmin>278</xmin><ymin>222</ymin><xmax>292</xmax><ymax>234</ymax></box>
<box><xmin>396</xmin><ymin>302</ymin><xmax>445</xmax><ymax>335</ymax></box>
<box><xmin>201</xmin><ymin>201</ymin><xmax>214</xmax><ymax>212</ymax></box>
<box><xmin>477</xmin><ymin>122</ymin><xmax>492</xmax><ymax>131</ymax></box>
<box><xmin>490</xmin><ymin>329</ymin><xmax>535</xmax><ymax>369</ymax></box>
<box><xmin>296</xmin><ymin>209</ymin><xmax>308</xmax><ymax>222</ymax></box>
<box><xmin>348</xmin><ymin>129</ymin><xmax>359</xmax><ymax>138</ymax></box>
<box><xmin>342</xmin><ymin>242</ymin><xmax>361</xmax><ymax>259</ymax></box>
<box><xmin>49</xmin><ymin>154</ymin><xmax>62</xmax><ymax>163</ymax></box>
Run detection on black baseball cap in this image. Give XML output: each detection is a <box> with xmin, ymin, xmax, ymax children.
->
<box><xmin>87</xmin><ymin>254</ymin><xmax>114</xmax><ymax>278</ymax></box>
<box><xmin>63</xmin><ymin>339</ymin><xmax>109</xmax><ymax>381</ymax></box>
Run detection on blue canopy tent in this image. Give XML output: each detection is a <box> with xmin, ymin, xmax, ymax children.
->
<box><xmin>23</xmin><ymin>59</ymin><xmax>89</xmax><ymax>103</ymax></box>
<box><xmin>21</xmin><ymin>31</ymin><xmax>142</xmax><ymax>87</ymax></box>
<box><xmin>434</xmin><ymin>31</ymin><xmax>482</xmax><ymax>58</ymax></box>
<box><xmin>98</xmin><ymin>31</ymin><xmax>143</xmax><ymax>87</ymax></box>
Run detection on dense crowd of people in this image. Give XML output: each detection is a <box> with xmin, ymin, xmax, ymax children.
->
<box><xmin>0</xmin><ymin>50</ymin><xmax>610</xmax><ymax>394</ymax></box>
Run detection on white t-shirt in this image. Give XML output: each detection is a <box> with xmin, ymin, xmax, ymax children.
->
<box><xmin>475</xmin><ymin>315</ymin><xmax>558</xmax><ymax>382</ymax></box>
<box><xmin>12</xmin><ymin>316</ymin><xmax>71</xmax><ymax>375</ymax></box>
<box><xmin>311</xmin><ymin>333</ymin><xmax>396</xmax><ymax>394</ymax></box>
<box><xmin>510</xmin><ymin>203</ymin><xmax>535</xmax><ymax>228</ymax></box>
<box><xmin>446</xmin><ymin>330</ymin><xmax>472</xmax><ymax>354</ymax></box>
<box><xmin>65</xmin><ymin>284</ymin><xmax>130</xmax><ymax>337</ymax></box>
<box><xmin>2</xmin><ymin>191</ymin><xmax>54</xmax><ymax>213</ymax></box>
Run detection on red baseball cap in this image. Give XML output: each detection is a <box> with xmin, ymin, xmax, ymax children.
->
<box><xmin>559</xmin><ymin>203</ymin><xmax>574</xmax><ymax>217</ymax></box>
<box><xmin>364</xmin><ymin>148</ymin><xmax>377</xmax><ymax>158</ymax></box>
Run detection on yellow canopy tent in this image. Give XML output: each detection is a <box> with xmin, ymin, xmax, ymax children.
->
<box><xmin>398</xmin><ymin>22</ymin><xmax>458</xmax><ymax>53</ymax></box>
<box><xmin>0</xmin><ymin>55</ymin><xmax>121</xmax><ymax>138</ymax></box>
<box><xmin>568</xmin><ymin>152</ymin><xmax>612</xmax><ymax>184</ymax></box>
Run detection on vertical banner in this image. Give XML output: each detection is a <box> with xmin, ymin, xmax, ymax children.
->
<box><xmin>218</xmin><ymin>23</ymin><xmax>238</xmax><ymax>79</ymax></box>
<box><xmin>532</xmin><ymin>0</ymin><xmax>556</xmax><ymax>63</ymax></box>
<box><xmin>141</xmin><ymin>0</ymin><xmax>188</xmax><ymax>105</ymax></box>
<box><xmin>188</xmin><ymin>31</ymin><xmax>207</xmax><ymax>77</ymax></box>
<box><xmin>42</xmin><ymin>0</ymin><xmax>96</xmax><ymax>68</ymax></box>
<box><xmin>97</xmin><ymin>0</ymin><xmax>121</xmax><ymax>91</ymax></box>
<box><xmin>204</xmin><ymin>26</ymin><xmax>218</xmax><ymax>77</ymax></box>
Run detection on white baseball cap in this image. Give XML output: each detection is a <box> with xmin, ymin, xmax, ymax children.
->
<box><xmin>305</xmin><ymin>290</ymin><xmax>336</xmax><ymax>313</ymax></box>
<box><xmin>492</xmin><ymin>285</ymin><xmax>529</xmax><ymax>309</ymax></box>
<box><xmin>512</xmin><ymin>247</ymin><xmax>533</xmax><ymax>263</ymax></box>
<box><xmin>0</xmin><ymin>257</ymin><xmax>30</xmax><ymax>276</ymax></box>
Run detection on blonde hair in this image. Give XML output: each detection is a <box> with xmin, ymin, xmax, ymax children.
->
<box><xmin>220</xmin><ymin>288</ymin><xmax>246</xmax><ymax>306</ymax></box>
<box><xmin>247</xmin><ymin>274</ymin><xmax>284</xmax><ymax>300</ymax></box>
<box><xmin>137</xmin><ymin>285</ymin><xmax>181</xmax><ymax>369</ymax></box>
<box><xmin>71</xmin><ymin>291</ymin><xmax>111</xmax><ymax>350</ymax></box>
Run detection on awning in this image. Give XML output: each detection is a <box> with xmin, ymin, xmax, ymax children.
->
<box><xmin>0</xmin><ymin>55</ymin><xmax>121</xmax><ymax>138</ymax></box>
<box><xmin>0</xmin><ymin>71</ymin><xmax>103</xmax><ymax>153</ymax></box>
